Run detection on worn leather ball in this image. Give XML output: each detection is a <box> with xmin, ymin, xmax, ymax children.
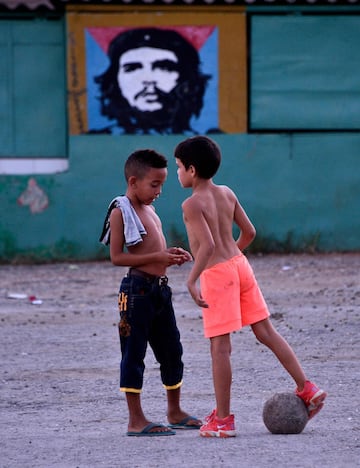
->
<box><xmin>263</xmin><ymin>392</ymin><xmax>309</xmax><ymax>434</ymax></box>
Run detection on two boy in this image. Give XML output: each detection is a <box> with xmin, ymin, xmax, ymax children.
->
<box><xmin>101</xmin><ymin>137</ymin><xmax>326</xmax><ymax>437</ymax></box>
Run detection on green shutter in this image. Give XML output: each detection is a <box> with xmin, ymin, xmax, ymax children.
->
<box><xmin>250</xmin><ymin>15</ymin><xmax>360</xmax><ymax>131</ymax></box>
<box><xmin>0</xmin><ymin>18</ymin><xmax>66</xmax><ymax>157</ymax></box>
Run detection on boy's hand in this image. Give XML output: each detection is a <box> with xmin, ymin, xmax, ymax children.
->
<box><xmin>167</xmin><ymin>247</ymin><xmax>193</xmax><ymax>265</ymax></box>
<box><xmin>187</xmin><ymin>281</ymin><xmax>209</xmax><ymax>308</ymax></box>
<box><xmin>161</xmin><ymin>249</ymin><xmax>188</xmax><ymax>267</ymax></box>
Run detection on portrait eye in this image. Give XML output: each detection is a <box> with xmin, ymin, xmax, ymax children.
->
<box><xmin>121</xmin><ymin>63</ymin><xmax>142</xmax><ymax>73</ymax></box>
<box><xmin>153</xmin><ymin>60</ymin><xmax>179</xmax><ymax>73</ymax></box>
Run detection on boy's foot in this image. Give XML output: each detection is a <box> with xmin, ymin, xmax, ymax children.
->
<box><xmin>200</xmin><ymin>413</ymin><xmax>236</xmax><ymax>438</ymax></box>
<box><xmin>295</xmin><ymin>380</ymin><xmax>327</xmax><ymax>419</ymax></box>
<box><xmin>204</xmin><ymin>409</ymin><xmax>217</xmax><ymax>423</ymax></box>
<box><xmin>127</xmin><ymin>422</ymin><xmax>176</xmax><ymax>437</ymax></box>
<box><xmin>168</xmin><ymin>415</ymin><xmax>202</xmax><ymax>430</ymax></box>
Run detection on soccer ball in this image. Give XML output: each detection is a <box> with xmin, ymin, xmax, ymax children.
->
<box><xmin>262</xmin><ymin>392</ymin><xmax>309</xmax><ymax>434</ymax></box>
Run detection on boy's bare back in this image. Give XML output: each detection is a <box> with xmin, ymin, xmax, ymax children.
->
<box><xmin>174</xmin><ymin>135</ymin><xmax>256</xmax><ymax>307</ymax></box>
<box><xmin>182</xmin><ymin>181</ymin><xmax>255</xmax><ymax>270</ymax></box>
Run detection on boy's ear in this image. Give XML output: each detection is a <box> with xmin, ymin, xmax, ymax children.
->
<box><xmin>128</xmin><ymin>175</ymin><xmax>137</xmax><ymax>187</ymax></box>
<box><xmin>189</xmin><ymin>165</ymin><xmax>196</xmax><ymax>176</ymax></box>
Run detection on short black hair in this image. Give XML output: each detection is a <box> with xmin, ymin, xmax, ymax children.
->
<box><xmin>124</xmin><ymin>149</ymin><xmax>168</xmax><ymax>181</ymax></box>
<box><xmin>174</xmin><ymin>135</ymin><xmax>221</xmax><ymax>179</ymax></box>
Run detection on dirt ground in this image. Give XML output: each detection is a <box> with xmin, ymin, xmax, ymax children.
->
<box><xmin>1</xmin><ymin>253</ymin><xmax>359</xmax><ymax>468</ymax></box>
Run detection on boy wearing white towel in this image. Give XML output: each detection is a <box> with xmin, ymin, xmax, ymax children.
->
<box><xmin>100</xmin><ymin>149</ymin><xmax>201</xmax><ymax>436</ymax></box>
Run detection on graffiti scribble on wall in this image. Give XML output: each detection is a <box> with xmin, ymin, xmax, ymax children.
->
<box><xmin>18</xmin><ymin>178</ymin><xmax>49</xmax><ymax>214</ymax></box>
<box><xmin>86</xmin><ymin>26</ymin><xmax>219</xmax><ymax>135</ymax></box>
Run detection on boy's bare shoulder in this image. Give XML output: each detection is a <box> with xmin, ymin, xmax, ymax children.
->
<box><xmin>181</xmin><ymin>193</ymin><xmax>195</xmax><ymax>207</ymax></box>
<box><xmin>181</xmin><ymin>193</ymin><xmax>205</xmax><ymax>216</ymax></box>
<box><xmin>110</xmin><ymin>206</ymin><xmax>124</xmax><ymax>224</ymax></box>
<box><xmin>217</xmin><ymin>184</ymin><xmax>235</xmax><ymax>197</ymax></box>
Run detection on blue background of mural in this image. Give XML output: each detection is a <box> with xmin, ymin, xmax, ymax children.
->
<box><xmin>85</xmin><ymin>28</ymin><xmax>218</xmax><ymax>134</ymax></box>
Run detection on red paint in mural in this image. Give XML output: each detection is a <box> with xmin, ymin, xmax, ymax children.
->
<box><xmin>87</xmin><ymin>25</ymin><xmax>215</xmax><ymax>53</ymax></box>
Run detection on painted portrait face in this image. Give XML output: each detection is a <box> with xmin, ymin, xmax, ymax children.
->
<box><xmin>117</xmin><ymin>46</ymin><xmax>180</xmax><ymax>112</ymax></box>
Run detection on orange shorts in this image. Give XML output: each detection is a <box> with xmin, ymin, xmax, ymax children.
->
<box><xmin>200</xmin><ymin>253</ymin><xmax>270</xmax><ymax>338</ymax></box>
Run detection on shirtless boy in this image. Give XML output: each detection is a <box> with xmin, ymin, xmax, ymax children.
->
<box><xmin>100</xmin><ymin>149</ymin><xmax>201</xmax><ymax>436</ymax></box>
<box><xmin>174</xmin><ymin>135</ymin><xmax>327</xmax><ymax>437</ymax></box>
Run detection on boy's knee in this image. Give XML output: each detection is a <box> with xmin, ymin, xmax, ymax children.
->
<box><xmin>210</xmin><ymin>339</ymin><xmax>232</xmax><ymax>357</ymax></box>
<box><xmin>255</xmin><ymin>332</ymin><xmax>269</xmax><ymax>346</ymax></box>
<box><xmin>252</xmin><ymin>325</ymin><xmax>273</xmax><ymax>346</ymax></box>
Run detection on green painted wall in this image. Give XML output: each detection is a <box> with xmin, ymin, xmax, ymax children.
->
<box><xmin>1</xmin><ymin>132</ymin><xmax>359</xmax><ymax>262</ymax></box>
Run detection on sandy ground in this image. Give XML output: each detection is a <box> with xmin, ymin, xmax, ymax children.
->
<box><xmin>0</xmin><ymin>253</ymin><xmax>359</xmax><ymax>468</ymax></box>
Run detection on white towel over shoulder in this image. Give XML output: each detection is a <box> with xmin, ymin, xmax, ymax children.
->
<box><xmin>99</xmin><ymin>196</ymin><xmax>146</xmax><ymax>247</ymax></box>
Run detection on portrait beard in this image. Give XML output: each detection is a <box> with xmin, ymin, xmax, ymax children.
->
<box><xmin>94</xmin><ymin>69</ymin><xmax>208</xmax><ymax>135</ymax></box>
<box><xmin>119</xmin><ymin>84</ymin><xmax>194</xmax><ymax>134</ymax></box>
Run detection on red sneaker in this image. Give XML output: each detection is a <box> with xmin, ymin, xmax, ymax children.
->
<box><xmin>200</xmin><ymin>413</ymin><xmax>236</xmax><ymax>438</ymax></box>
<box><xmin>296</xmin><ymin>380</ymin><xmax>327</xmax><ymax>419</ymax></box>
<box><xmin>204</xmin><ymin>409</ymin><xmax>217</xmax><ymax>423</ymax></box>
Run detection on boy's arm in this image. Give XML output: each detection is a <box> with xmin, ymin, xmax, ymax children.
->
<box><xmin>109</xmin><ymin>208</ymin><xmax>187</xmax><ymax>267</ymax></box>
<box><xmin>183</xmin><ymin>198</ymin><xmax>214</xmax><ymax>307</ymax></box>
<box><xmin>234</xmin><ymin>200</ymin><xmax>256</xmax><ymax>251</ymax></box>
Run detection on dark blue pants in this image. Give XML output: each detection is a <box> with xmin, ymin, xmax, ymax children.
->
<box><xmin>117</xmin><ymin>273</ymin><xmax>184</xmax><ymax>392</ymax></box>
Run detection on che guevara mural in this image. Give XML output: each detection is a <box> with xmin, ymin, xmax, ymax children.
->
<box><xmin>86</xmin><ymin>26</ymin><xmax>218</xmax><ymax>135</ymax></box>
<box><xmin>67</xmin><ymin>12</ymin><xmax>247</xmax><ymax>135</ymax></box>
